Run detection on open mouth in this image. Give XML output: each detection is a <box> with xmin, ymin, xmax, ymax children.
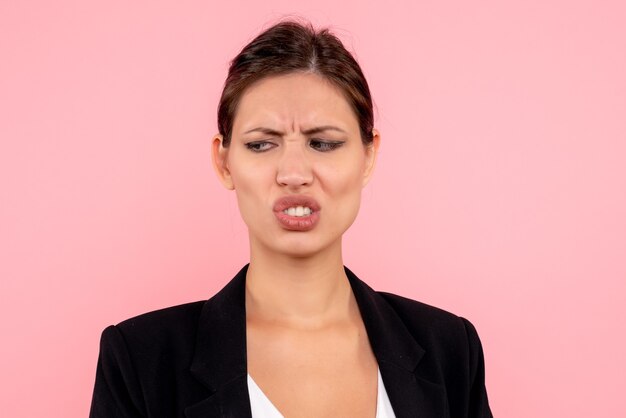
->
<box><xmin>273</xmin><ymin>196</ymin><xmax>321</xmax><ymax>231</ymax></box>
<box><xmin>281</xmin><ymin>205</ymin><xmax>313</xmax><ymax>217</ymax></box>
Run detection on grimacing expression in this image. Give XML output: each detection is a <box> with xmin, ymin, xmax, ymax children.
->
<box><xmin>212</xmin><ymin>72</ymin><xmax>379</xmax><ymax>257</ymax></box>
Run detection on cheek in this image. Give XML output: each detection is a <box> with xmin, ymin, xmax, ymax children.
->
<box><xmin>319</xmin><ymin>162</ymin><xmax>364</xmax><ymax>215</ymax></box>
<box><xmin>230</xmin><ymin>162</ymin><xmax>274</xmax><ymax>220</ymax></box>
<box><xmin>321</xmin><ymin>153</ymin><xmax>364</xmax><ymax>192</ymax></box>
<box><xmin>229</xmin><ymin>151</ymin><xmax>271</xmax><ymax>191</ymax></box>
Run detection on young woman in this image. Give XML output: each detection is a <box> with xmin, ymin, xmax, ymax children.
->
<box><xmin>90</xmin><ymin>20</ymin><xmax>493</xmax><ymax>418</ymax></box>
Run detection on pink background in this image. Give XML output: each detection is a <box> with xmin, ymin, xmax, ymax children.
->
<box><xmin>1</xmin><ymin>1</ymin><xmax>625</xmax><ymax>416</ymax></box>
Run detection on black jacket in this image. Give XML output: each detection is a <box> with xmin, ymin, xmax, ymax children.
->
<box><xmin>89</xmin><ymin>264</ymin><xmax>493</xmax><ymax>417</ymax></box>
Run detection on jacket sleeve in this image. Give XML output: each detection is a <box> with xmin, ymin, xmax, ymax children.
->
<box><xmin>461</xmin><ymin>317</ymin><xmax>493</xmax><ymax>418</ymax></box>
<box><xmin>89</xmin><ymin>325</ymin><xmax>146</xmax><ymax>418</ymax></box>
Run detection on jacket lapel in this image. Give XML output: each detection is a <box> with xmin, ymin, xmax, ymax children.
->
<box><xmin>344</xmin><ymin>266</ymin><xmax>448</xmax><ymax>418</ymax></box>
<box><xmin>186</xmin><ymin>264</ymin><xmax>447</xmax><ymax>418</ymax></box>
<box><xmin>186</xmin><ymin>264</ymin><xmax>252</xmax><ymax>418</ymax></box>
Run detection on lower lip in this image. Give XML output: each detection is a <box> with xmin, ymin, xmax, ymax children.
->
<box><xmin>274</xmin><ymin>210</ymin><xmax>320</xmax><ymax>231</ymax></box>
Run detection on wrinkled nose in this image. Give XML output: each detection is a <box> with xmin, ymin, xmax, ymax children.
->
<box><xmin>276</xmin><ymin>143</ymin><xmax>313</xmax><ymax>188</ymax></box>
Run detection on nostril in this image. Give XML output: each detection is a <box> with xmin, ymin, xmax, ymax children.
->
<box><xmin>276</xmin><ymin>173</ymin><xmax>313</xmax><ymax>187</ymax></box>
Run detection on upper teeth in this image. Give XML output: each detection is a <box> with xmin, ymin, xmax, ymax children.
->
<box><xmin>283</xmin><ymin>206</ymin><xmax>312</xmax><ymax>217</ymax></box>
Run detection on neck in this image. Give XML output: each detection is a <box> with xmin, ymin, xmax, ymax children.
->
<box><xmin>245</xmin><ymin>237</ymin><xmax>354</xmax><ymax>328</ymax></box>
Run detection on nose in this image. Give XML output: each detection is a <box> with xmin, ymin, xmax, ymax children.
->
<box><xmin>276</xmin><ymin>142</ymin><xmax>313</xmax><ymax>188</ymax></box>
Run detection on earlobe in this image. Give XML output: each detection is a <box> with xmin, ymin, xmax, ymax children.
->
<box><xmin>211</xmin><ymin>134</ymin><xmax>235</xmax><ymax>190</ymax></box>
<box><xmin>362</xmin><ymin>129</ymin><xmax>381</xmax><ymax>187</ymax></box>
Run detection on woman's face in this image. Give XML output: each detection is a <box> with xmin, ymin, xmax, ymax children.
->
<box><xmin>212</xmin><ymin>72</ymin><xmax>380</xmax><ymax>258</ymax></box>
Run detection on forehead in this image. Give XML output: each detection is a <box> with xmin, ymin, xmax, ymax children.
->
<box><xmin>232</xmin><ymin>72</ymin><xmax>359</xmax><ymax>133</ymax></box>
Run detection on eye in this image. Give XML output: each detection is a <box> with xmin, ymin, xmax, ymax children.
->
<box><xmin>245</xmin><ymin>141</ymin><xmax>276</xmax><ymax>153</ymax></box>
<box><xmin>309</xmin><ymin>139</ymin><xmax>345</xmax><ymax>152</ymax></box>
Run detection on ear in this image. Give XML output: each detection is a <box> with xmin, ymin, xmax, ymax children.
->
<box><xmin>362</xmin><ymin>128</ymin><xmax>381</xmax><ymax>188</ymax></box>
<box><xmin>211</xmin><ymin>134</ymin><xmax>235</xmax><ymax>190</ymax></box>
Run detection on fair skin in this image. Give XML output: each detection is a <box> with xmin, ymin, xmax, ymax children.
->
<box><xmin>212</xmin><ymin>72</ymin><xmax>381</xmax><ymax>417</ymax></box>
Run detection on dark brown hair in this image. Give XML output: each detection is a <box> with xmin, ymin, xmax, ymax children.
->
<box><xmin>217</xmin><ymin>20</ymin><xmax>374</xmax><ymax>147</ymax></box>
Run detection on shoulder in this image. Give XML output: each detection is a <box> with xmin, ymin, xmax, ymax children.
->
<box><xmin>376</xmin><ymin>290</ymin><xmax>483</xmax><ymax>361</ymax></box>
<box><xmin>92</xmin><ymin>301</ymin><xmax>217</xmax><ymax>416</ymax></box>
<box><xmin>114</xmin><ymin>300</ymin><xmax>206</xmax><ymax>339</ymax></box>
<box><xmin>375</xmin><ymin>290</ymin><xmax>492</xmax><ymax>414</ymax></box>
<box><xmin>98</xmin><ymin>300</ymin><xmax>207</xmax><ymax>369</ymax></box>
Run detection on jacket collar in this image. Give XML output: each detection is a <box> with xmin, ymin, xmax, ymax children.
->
<box><xmin>186</xmin><ymin>264</ymin><xmax>447</xmax><ymax>418</ymax></box>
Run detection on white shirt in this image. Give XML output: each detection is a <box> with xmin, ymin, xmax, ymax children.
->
<box><xmin>247</xmin><ymin>367</ymin><xmax>396</xmax><ymax>418</ymax></box>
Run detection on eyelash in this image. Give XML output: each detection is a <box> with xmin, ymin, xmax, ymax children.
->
<box><xmin>244</xmin><ymin>140</ymin><xmax>345</xmax><ymax>153</ymax></box>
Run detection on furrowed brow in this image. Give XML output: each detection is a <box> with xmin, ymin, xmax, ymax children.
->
<box><xmin>243</xmin><ymin>127</ymin><xmax>284</xmax><ymax>136</ymax></box>
<box><xmin>301</xmin><ymin>125</ymin><xmax>346</xmax><ymax>135</ymax></box>
<box><xmin>243</xmin><ymin>125</ymin><xmax>346</xmax><ymax>136</ymax></box>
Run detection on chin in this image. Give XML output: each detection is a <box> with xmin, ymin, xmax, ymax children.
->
<box><xmin>249</xmin><ymin>230</ymin><xmax>336</xmax><ymax>259</ymax></box>
<box><xmin>272</xmin><ymin>237</ymin><xmax>330</xmax><ymax>258</ymax></box>
<box><xmin>246</xmin><ymin>215</ymin><xmax>349</xmax><ymax>258</ymax></box>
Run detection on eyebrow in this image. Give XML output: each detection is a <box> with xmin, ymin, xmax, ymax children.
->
<box><xmin>243</xmin><ymin>125</ymin><xmax>347</xmax><ymax>136</ymax></box>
